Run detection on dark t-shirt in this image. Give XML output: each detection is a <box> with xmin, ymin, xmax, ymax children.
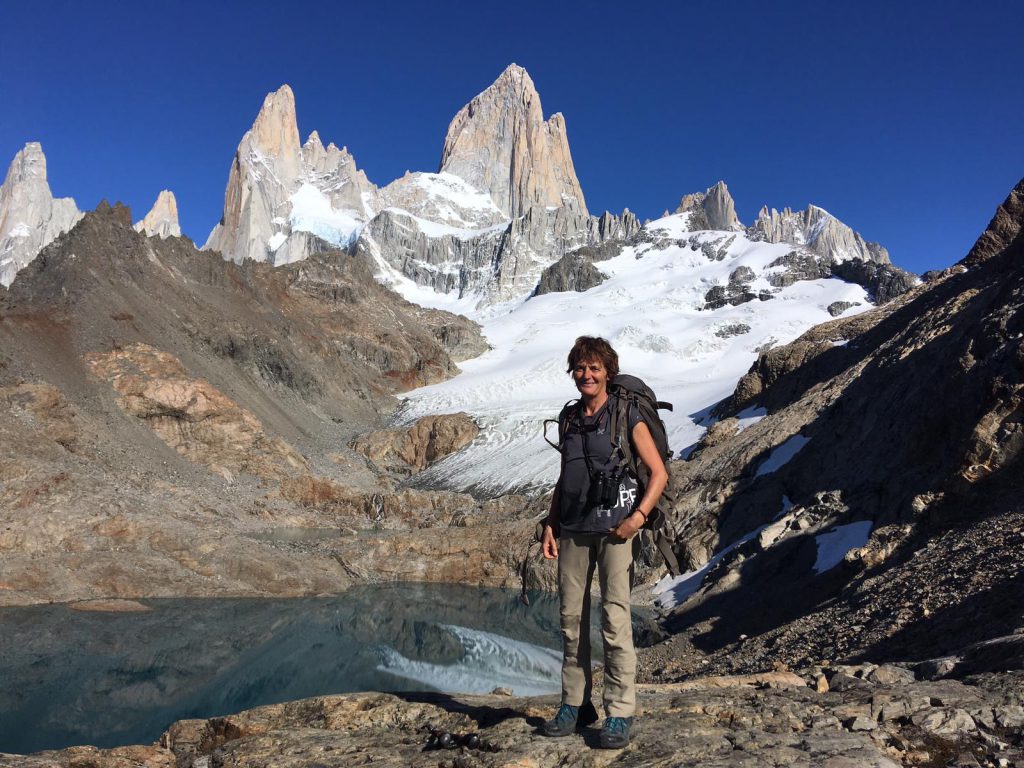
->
<box><xmin>558</xmin><ymin>394</ymin><xmax>643</xmax><ymax>534</ymax></box>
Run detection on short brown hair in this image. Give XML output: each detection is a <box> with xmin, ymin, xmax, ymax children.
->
<box><xmin>566</xmin><ymin>336</ymin><xmax>619</xmax><ymax>380</ymax></box>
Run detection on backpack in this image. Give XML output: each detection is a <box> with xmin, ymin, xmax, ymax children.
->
<box><xmin>542</xmin><ymin>374</ymin><xmax>683</xmax><ymax>577</ymax></box>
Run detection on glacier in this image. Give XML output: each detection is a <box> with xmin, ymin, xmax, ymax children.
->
<box><xmin>390</xmin><ymin>213</ymin><xmax>872</xmax><ymax>494</ymax></box>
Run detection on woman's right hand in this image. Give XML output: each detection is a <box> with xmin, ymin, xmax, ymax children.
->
<box><xmin>542</xmin><ymin>523</ymin><xmax>559</xmax><ymax>559</ymax></box>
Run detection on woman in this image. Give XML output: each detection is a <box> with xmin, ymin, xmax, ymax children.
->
<box><xmin>540</xmin><ymin>336</ymin><xmax>668</xmax><ymax>750</ymax></box>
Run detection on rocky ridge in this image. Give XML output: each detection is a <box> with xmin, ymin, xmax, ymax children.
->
<box><xmin>750</xmin><ymin>202</ymin><xmax>891</xmax><ymax>265</ymax></box>
<box><xmin>632</xmin><ymin>177</ymin><xmax>1024</xmax><ymax>688</ymax></box>
<box><xmin>3</xmin><ymin>67</ymin><xmax>907</xmax><ymax>315</ymax></box>
<box><xmin>194</xmin><ymin>70</ymin><xmax>641</xmax><ymax>311</ymax></box>
<box><xmin>0</xmin><ymin>143</ymin><xmax>82</xmax><ymax>288</ymax></box>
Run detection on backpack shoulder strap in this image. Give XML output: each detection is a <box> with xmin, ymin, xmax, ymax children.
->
<box><xmin>608</xmin><ymin>390</ymin><xmax>636</xmax><ymax>473</ymax></box>
<box><xmin>558</xmin><ymin>399</ymin><xmax>580</xmax><ymax>442</ymax></box>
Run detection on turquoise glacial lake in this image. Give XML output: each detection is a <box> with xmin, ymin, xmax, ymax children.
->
<box><xmin>0</xmin><ymin>584</ymin><xmax>581</xmax><ymax>754</ymax></box>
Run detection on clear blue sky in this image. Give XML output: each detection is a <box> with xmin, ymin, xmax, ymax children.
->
<box><xmin>2</xmin><ymin>0</ymin><xmax>1022</xmax><ymax>274</ymax></box>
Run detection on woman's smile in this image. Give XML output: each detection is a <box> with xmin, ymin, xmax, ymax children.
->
<box><xmin>573</xmin><ymin>360</ymin><xmax>609</xmax><ymax>403</ymax></box>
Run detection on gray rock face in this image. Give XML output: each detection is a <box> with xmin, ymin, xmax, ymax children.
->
<box><xmin>704</xmin><ymin>265</ymin><xmax>774</xmax><ymax>310</ymax></box>
<box><xmin>363</xmin><ymin>195</ymin><xmax>639</xmax><ymax>308</ymax></box>
<box><xmin>134</xmin><ymin>189</ymin><xmax>180</xmax><ymax>238</ymax></box>
<box><xmin>357</xmin><ymin>65</ymin><xmax>641</xmax><ymax>309</ymax></box>
<box><xmin>676</xmin><ymin>181</ymin><xmax>742</xmax><ymax>231</ymax></box>
<box><xmin>534</xmin><ymin>252</ymin><xmax>607</xmax><ymax>295</ymax></box>
<box><xmin>827</xmin><ymin>300</ymin><xmax>861</xmax><ymax>317</ymax></box>
<box><xmin>762</xmin><ymin>246</ymin><xmax>915</xmax><ymax>304</ymax></box>
<box><xmin>0</xmin><ymin>143</ymin><xmax>82</xmax><ymax>287</ymax></box>
<box><xmin>750</xmin><ymin>203</ymin><xmax>891</xmax><ymax>265</ymax></box>
<box><xmin>831</xmin><ymin>259</ymin><xmax>919</xmax><ymax>303</ymax></box>
<box><xmin>438</xmin><ymin>64</ymin><xmax>587</xmax><ymax>219</ymax></box>
<box><xmin>204</xmin><ymin>85</ymin><xmax>378</xmax><ymax>266</ymax></box>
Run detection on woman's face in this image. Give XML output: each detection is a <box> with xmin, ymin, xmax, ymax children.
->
<box><xmin>572</xmin><ymin>358</ymin><xmax>608</xmax><ymax>399</ymax></box>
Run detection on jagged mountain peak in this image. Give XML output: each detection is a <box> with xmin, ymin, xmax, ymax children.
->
<box><xmin>6</xmin><ymin>142</ymin><xmax>46</xmax><ymax>180</ymax></box>
<box><xmin>0</xmin><ymin>141</ymin><xmax>83</xmax><ymax>288</ymax></box>
<box><xmin>249</xmin><ymin>84</ymin><xmax>300</xmax><ymax>158</ymax></box>
<box><xmin>438</xmin><ymin>64</ymin><xmax>587</xmax><ymax>219</ymax></box>
<box><xmin>751</xmin><ymin>201</ymin><xmax>891</xmax><ymax>265</ymax></box>
<box><xmin>204</xmin><ymin>85</ymin><xmax>377</xmax><ymax>265</ymax></box>
<box><xmin>675</xmin><ymin>180</ymin><xmax>742</xmax><ymax>231</ymax></box>
<box><xmin>134</xmin><ymin>189</ymin><xmax>180</xmax><ymax>238</ymax></box>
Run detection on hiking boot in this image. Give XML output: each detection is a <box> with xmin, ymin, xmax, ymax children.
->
<box><xmin>599</xmin><ymin>716</ymin><xmax>634</xmax><ymax>749</ymax></box>
<box><xmin>540</xmin><ymin>701</ymin><xmax>599</xmax><ymax>736</ymax></box>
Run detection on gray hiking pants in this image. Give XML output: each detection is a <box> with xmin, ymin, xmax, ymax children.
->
<box><xmin>558</xmin><ymin>531</ymin><xmax>637</xmax><ymax>718</ymax></box>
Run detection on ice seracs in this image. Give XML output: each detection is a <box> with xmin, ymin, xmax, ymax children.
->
<box><xmin>135</xmin><ymin>189</ymin><xmax>181</xmax><ymax>238</ymax></box>
<box><xmin>0</xmin><ymin>142</ymin><xmax>82</xmax><ymax>287</ymax></box>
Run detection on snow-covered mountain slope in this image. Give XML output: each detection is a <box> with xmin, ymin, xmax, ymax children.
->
<box><xmin>394</xmin><ymin>213</ymin><xmax>871</xmax><ymax>494</ymax></box>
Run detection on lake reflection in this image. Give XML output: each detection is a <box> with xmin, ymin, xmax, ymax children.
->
<box><xmin>0</xmin><ymin>584</ymin><xmax>573</xmax><ymax>754</ymax></box>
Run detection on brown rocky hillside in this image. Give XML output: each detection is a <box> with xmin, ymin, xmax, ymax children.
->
<box><xmin>0</xmin><ymin>203</ymin><xmax>551</xmax><ymax>606</ymax></box>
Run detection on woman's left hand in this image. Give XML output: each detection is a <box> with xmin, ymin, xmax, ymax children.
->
<box><xmin>610</xmin><ymin>510</ymin><xmax>645</xmax><ymax>540</ymax></box>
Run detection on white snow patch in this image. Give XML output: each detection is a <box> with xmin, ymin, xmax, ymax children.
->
<box><xmin>267</xmin><ymin>232</ymin><xmax>287</xmax><ymax>251</ymax></box>
<box><xmin>813</xmin><ymin>521</ymin><xmax>873</xmax><ymax>574</ymax></box>
<box><xmin>381</xmin><ymin>207</ymin><xmax>507</xmax><ymax>241</ymax></box>
<box><xmin>376</xmin><ymin>624</ymin><xmax>560</xmax><ymax>696</ymax></box>
<box><xmin>755</xmin><ymin>435</ymin><xmax>810</xmax><ymax>477</ymax></box>
<box><xmin>652</xmin><ymin>524</ymin><xmax>768</xmax><ymax>611</ymax></box>
<box><xmin>289</xmin><ymin>183</ymin><xmax>364</xmax><ymax>246</ymax></box>
<box><xmin>736</xmin><ymin>406</ymin><xmax>767</xmax><ymax>432</ymax></box>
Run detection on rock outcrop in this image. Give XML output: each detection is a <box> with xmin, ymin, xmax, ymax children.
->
<box><xmin>204</xmin><ymin>85</ymin><xmax>377</xmax><ymax>265</ymax></box>
<box><xmin>676</xmin><ymin>180</ymin><xmax>742</xmax><ymax>231</ymax></box>
<box><xmin>85</xmin><ymin>343</ymin><xmax>307</xmax><ymax>481</ymax></box>
<box><xmin>0</xmin><ymin>143</ymin><xmax>82</xmax><ymax>287</ymax></box>
<box><xmin>438</xmin><ymin>64</ymin><xmax>587</xmax><ymax>219</ymax></box>
<box><xmin>349</xmin><ymin>412</ymin><xmax>479</xmax><ymax>477</ymax></box>
<box><xmin>133</xmin><ymin>189</ymin><xmax>180</xmax><ymax>238</ymax></box>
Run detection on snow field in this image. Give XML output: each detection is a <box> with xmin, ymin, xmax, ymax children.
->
<box><xmin>397</xmin><ymin>215</ymin><xmax>871</xmax><ymax>493</ymax></box>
